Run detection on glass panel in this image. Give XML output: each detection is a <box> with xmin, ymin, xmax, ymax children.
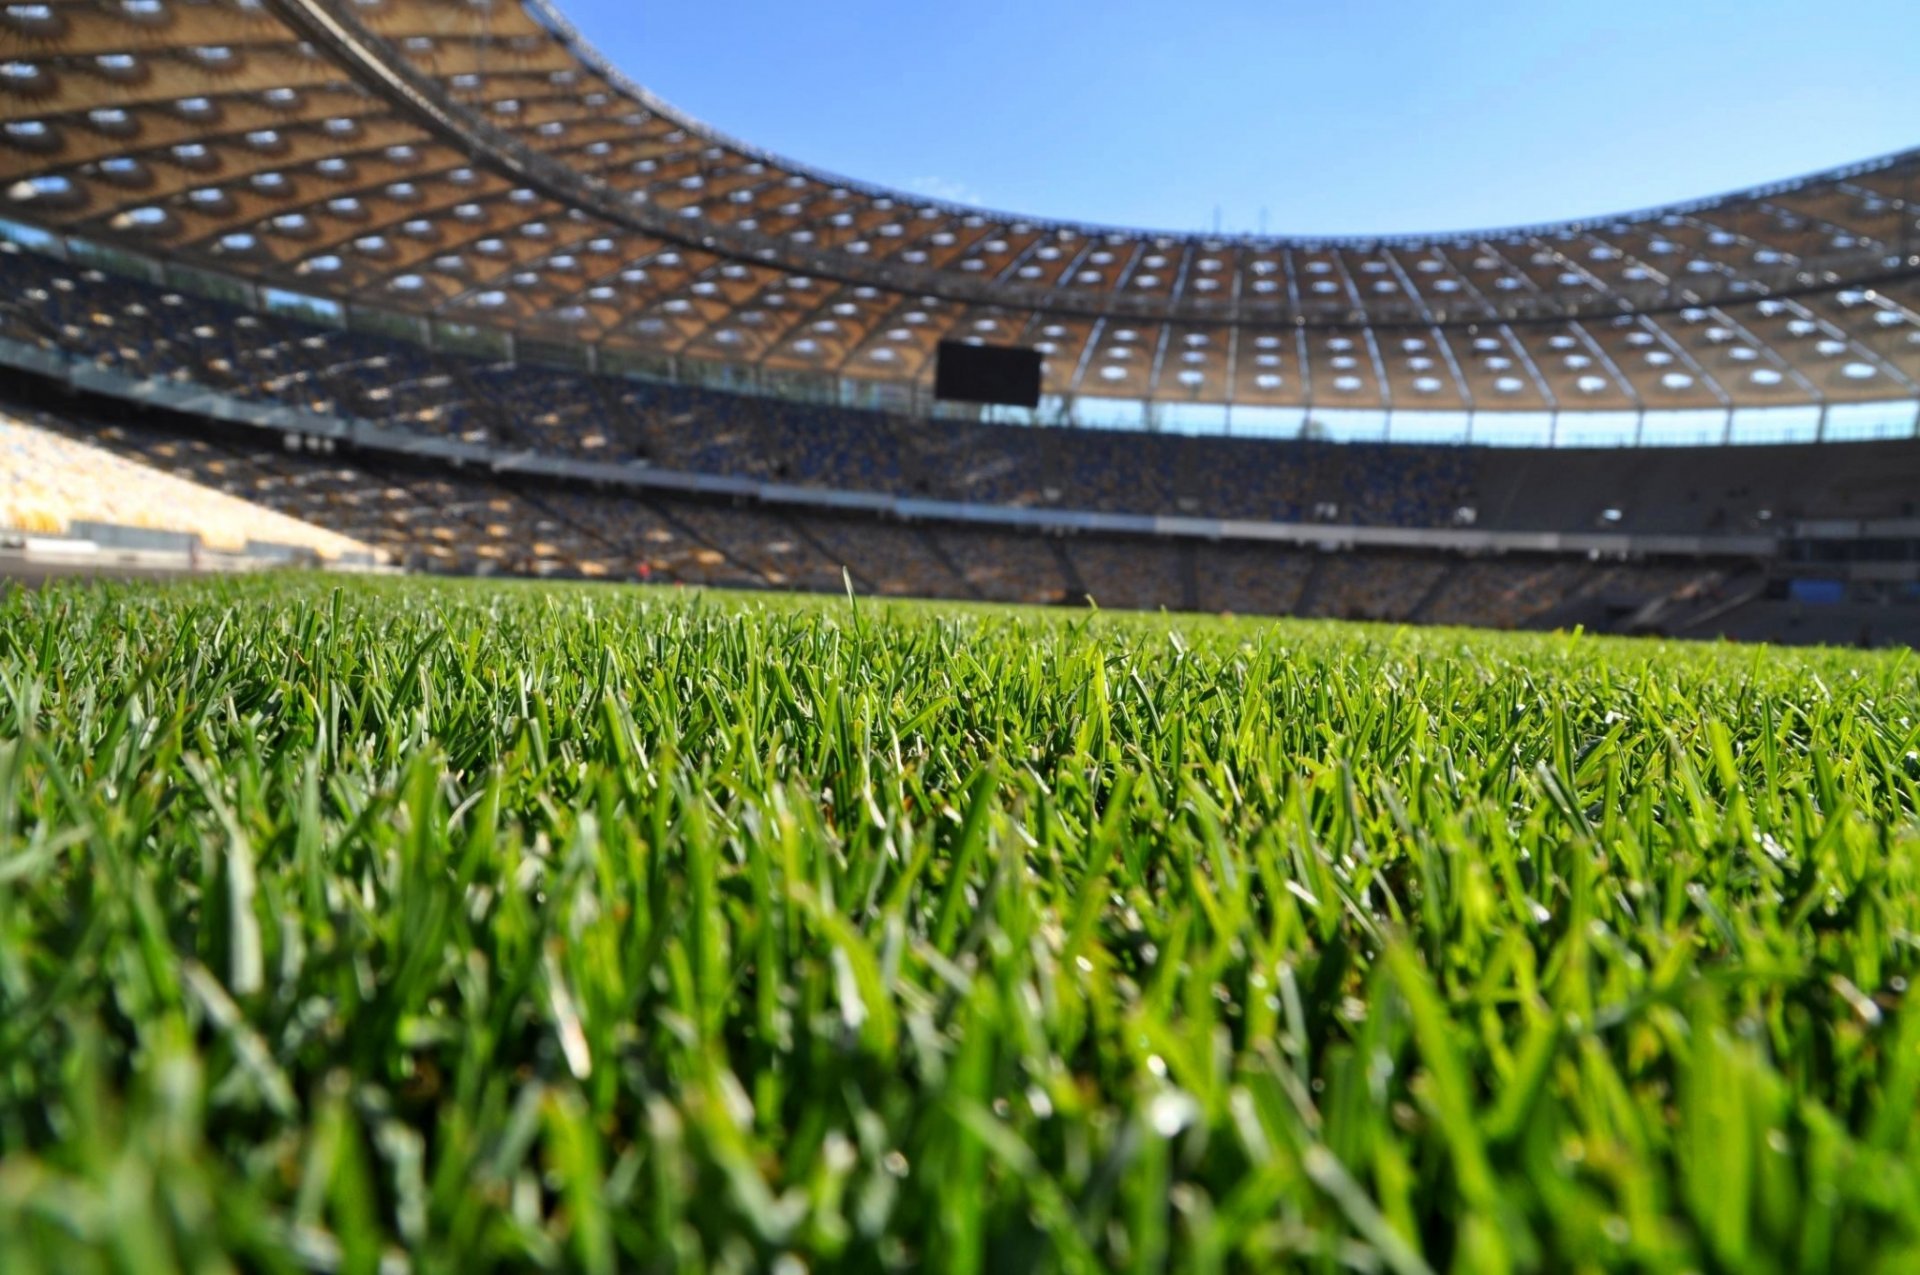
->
<box><xmin>1824</xmin><ymin>401</ymin><xmax>1919</xmax><ymax>442</ymax></box>
<box><xmin>1156</xmin><ymin>402</ymin><xmax>1231</xmax><ymax>435</ymax></box>
<box><xmin>674</xmin><ymin>357</ymin><xmax>753</xmax><ymax>392</ymax></box>
<box><xmin>1552</xmin><ymin>411</ymin><xmax>1639</xmax><ymax>448</ymax></box>
<box><xmin>1638</xmin><ymin>409</ymin><xmax>1727</xmax><ymax>447</ymax></box>
<box><xmin>1469</xmin><ymin>412</ymin><xmax>1553</xmax><ymax>447</ymax></box>
<box><xmin>66</xmin><ymin>236</ymin><xmax>161</xmax><ymax>283</ymax></box>
<box><xmin>1068</xmin><ymin>396</ymin><xmax>1150</xmax><ymax>431</ymax></box>
<box><xmin>1729</xmin><ymin>404</ymin><xmax>1820</xmax><ymax>446</ymax></box>
<box><xmin>752</xmin><ymin>367</ymin><xmax>829</xmax><ymax>403</ymax></box>
<box><xmin>864</xmin><ymin>380</ymin><xmax>916</xmax><ymax>414</ymax></box>
<box><xmin>977</xmin><ymin>401</ymin><xmax>1049</xmax><ymax>427</ymax></box>
<box><xmin>164</xmin><ymin>261</ymin><xmax>251</xmax><ymax>307</ymax></box>
<box><xmin>347</xmin><ymin>306</ymin><xmax>427</xmax><ymax>346</ymax></box>
<box><xmin>431</xmin><ymin>321</ymin><xmax>509</xmax><ymax>359</ymax></box>
<box><xmin>927</xmin><ymin>398</ymin><xmax>983</xmax><ymax>424</ymax></box>
<box><xmin>1386</xmin><ymin>410</ymin><xmax>1469</xmax><ymax>444</ymax></box>
<box><xmin>1226</xmin><ymin>405</ymin><xmax>1308</xmax><ymax>438</ymax></box>
<box><xmin>1032</xmin><ymin>394</ymin><xmax>1076</xmax><ymax>428</ymax></box>
<box><xmin>261</xmin><ymin>287</ymin><xmax>343</xmax><ymax>327</ymax></box>
<box><xmin>517</xmin><ymin>337</ymin><xmax>587</xmax><ymax>370</ymax></box>
<box><xmin>1311</xmin><ymin>408</ymin><xmax>1389</xmax><ymax>443</ymax></box>
<box><xmin>0</xmin><ymin>216</ymin><xmax>62</xmax><ymax>253</ymax></box>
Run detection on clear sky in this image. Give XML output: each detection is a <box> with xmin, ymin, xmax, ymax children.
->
<box><xmin>558</xmin><ymin>0</ymin><xmax>1920</xmax><ymax>239</ymax></box>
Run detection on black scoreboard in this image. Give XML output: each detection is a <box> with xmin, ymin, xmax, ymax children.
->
<box><xmin>933</xmin><ymin>340</ymin><xmax>1043</xmax><ymax>409</ymax></box>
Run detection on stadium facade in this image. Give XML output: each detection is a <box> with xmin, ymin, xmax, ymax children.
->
<box><xmin>3</xmin><ymin>0</ymin><xmax>1920</xmax><ymax>640</ymax></box>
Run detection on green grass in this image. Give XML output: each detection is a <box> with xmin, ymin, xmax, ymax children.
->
<box><xmin>2</xmin><ymin>575</ymin><xmax>1919</xmax><ymax>1273</ymax></box>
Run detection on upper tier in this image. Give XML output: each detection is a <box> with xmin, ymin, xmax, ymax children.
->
<box><xmin>4</xmin><ymin>0</ymin><xmax>1918</xmax><ymax>411</ymax></box>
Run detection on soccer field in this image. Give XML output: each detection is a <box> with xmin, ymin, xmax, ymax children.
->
<box><xmin>1</xmin><ymin>577</ymin><xmax>1917</xmax><ymax>1273</ymax></box>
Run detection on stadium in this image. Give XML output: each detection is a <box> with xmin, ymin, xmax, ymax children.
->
<box><xmin>3</xmin><ymin>0</ymin><xmax>1920</xmax><ymax>1270</ymax></box>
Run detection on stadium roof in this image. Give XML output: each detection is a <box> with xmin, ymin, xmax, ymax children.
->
<box><xmin>4</xmin><ymin>0</ymin><xmax>1918</xmax><ymax>413</ymax></box>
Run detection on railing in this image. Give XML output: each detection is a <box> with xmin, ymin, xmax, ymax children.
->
<box><xmin>2</xmin><ymin>522</ymin><xmax>387</xmax><ymax>572</ymax></box>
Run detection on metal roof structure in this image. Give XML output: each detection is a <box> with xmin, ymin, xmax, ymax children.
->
<box><xmin>4</xmin><ymin>0</ymin><xmax>1919</xmax><ymax>414</ymax></box>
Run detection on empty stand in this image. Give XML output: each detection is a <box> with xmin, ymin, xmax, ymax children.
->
<box><xmin>0</xmin><ymin>409</ymin><xmax>373</xmax><ymax>561</ymax></box>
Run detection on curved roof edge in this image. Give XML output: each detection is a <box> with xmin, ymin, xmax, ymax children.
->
<box><xmin>523</xmin><ymin>0</ymin><xmax>1917</xmax><ymax>251</ymax></box>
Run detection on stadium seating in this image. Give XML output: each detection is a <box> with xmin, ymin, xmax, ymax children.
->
<box><xmin>0</xmin><ymin>246</ymin><xmax>1471</xmax><ymax>528</ymax></box>
<box><xmin>1421</xmin><ymin>559</ymin><xmax>1599</xmax><ymax>629</ymax></box>
<box><xmin>11</xmin><ymin>245</ymin><xmax>1920</xmax><ymax>545</ymax></box>
<box><xmin>10</xmin><ymin>244</ymin><xmax>1920</xmax><ymax>644</ymax></box>
<box><xmin>1065</xmin><ymin>537</ymin><xmax>1191</xmax><ymax>612</ymax></box>
<box><xmin>1305</xmin><ymin>553</ymin><xmax>1451</xmax><ymax>622</ymax></box>
<box><xmin>664</xmin><ymin>502</ymin><xmax>848</xmax><ymax>592</ymax></box>
<box><xmin>790</xmin><ymin>515</ymin><xmax>967</xmax><ymax>599</ymax></box>
<box><xmin>9</xmin><ymin>395</ymin><xmax>1769</xmax><ymax>630</ymax></box>
<box><xmin>928</xmin><ymin>527</ymin><xmax>1072</xmax><ymax>605</ymax></box>
<box><xmin>0</xmin><ymin>409</ymin><xmax>372</xmax><ymax>560</ymax></box>
<box><xmin>1192</xmin><ymin>543</ymin><xmax>1316</xmax><ymax>616</ymax></box>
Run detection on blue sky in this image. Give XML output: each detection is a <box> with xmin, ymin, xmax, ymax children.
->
<box><xmin>561</xmin><ymin>0</ymin><xmax>1920</xmax><ymax>238</ymax></box>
